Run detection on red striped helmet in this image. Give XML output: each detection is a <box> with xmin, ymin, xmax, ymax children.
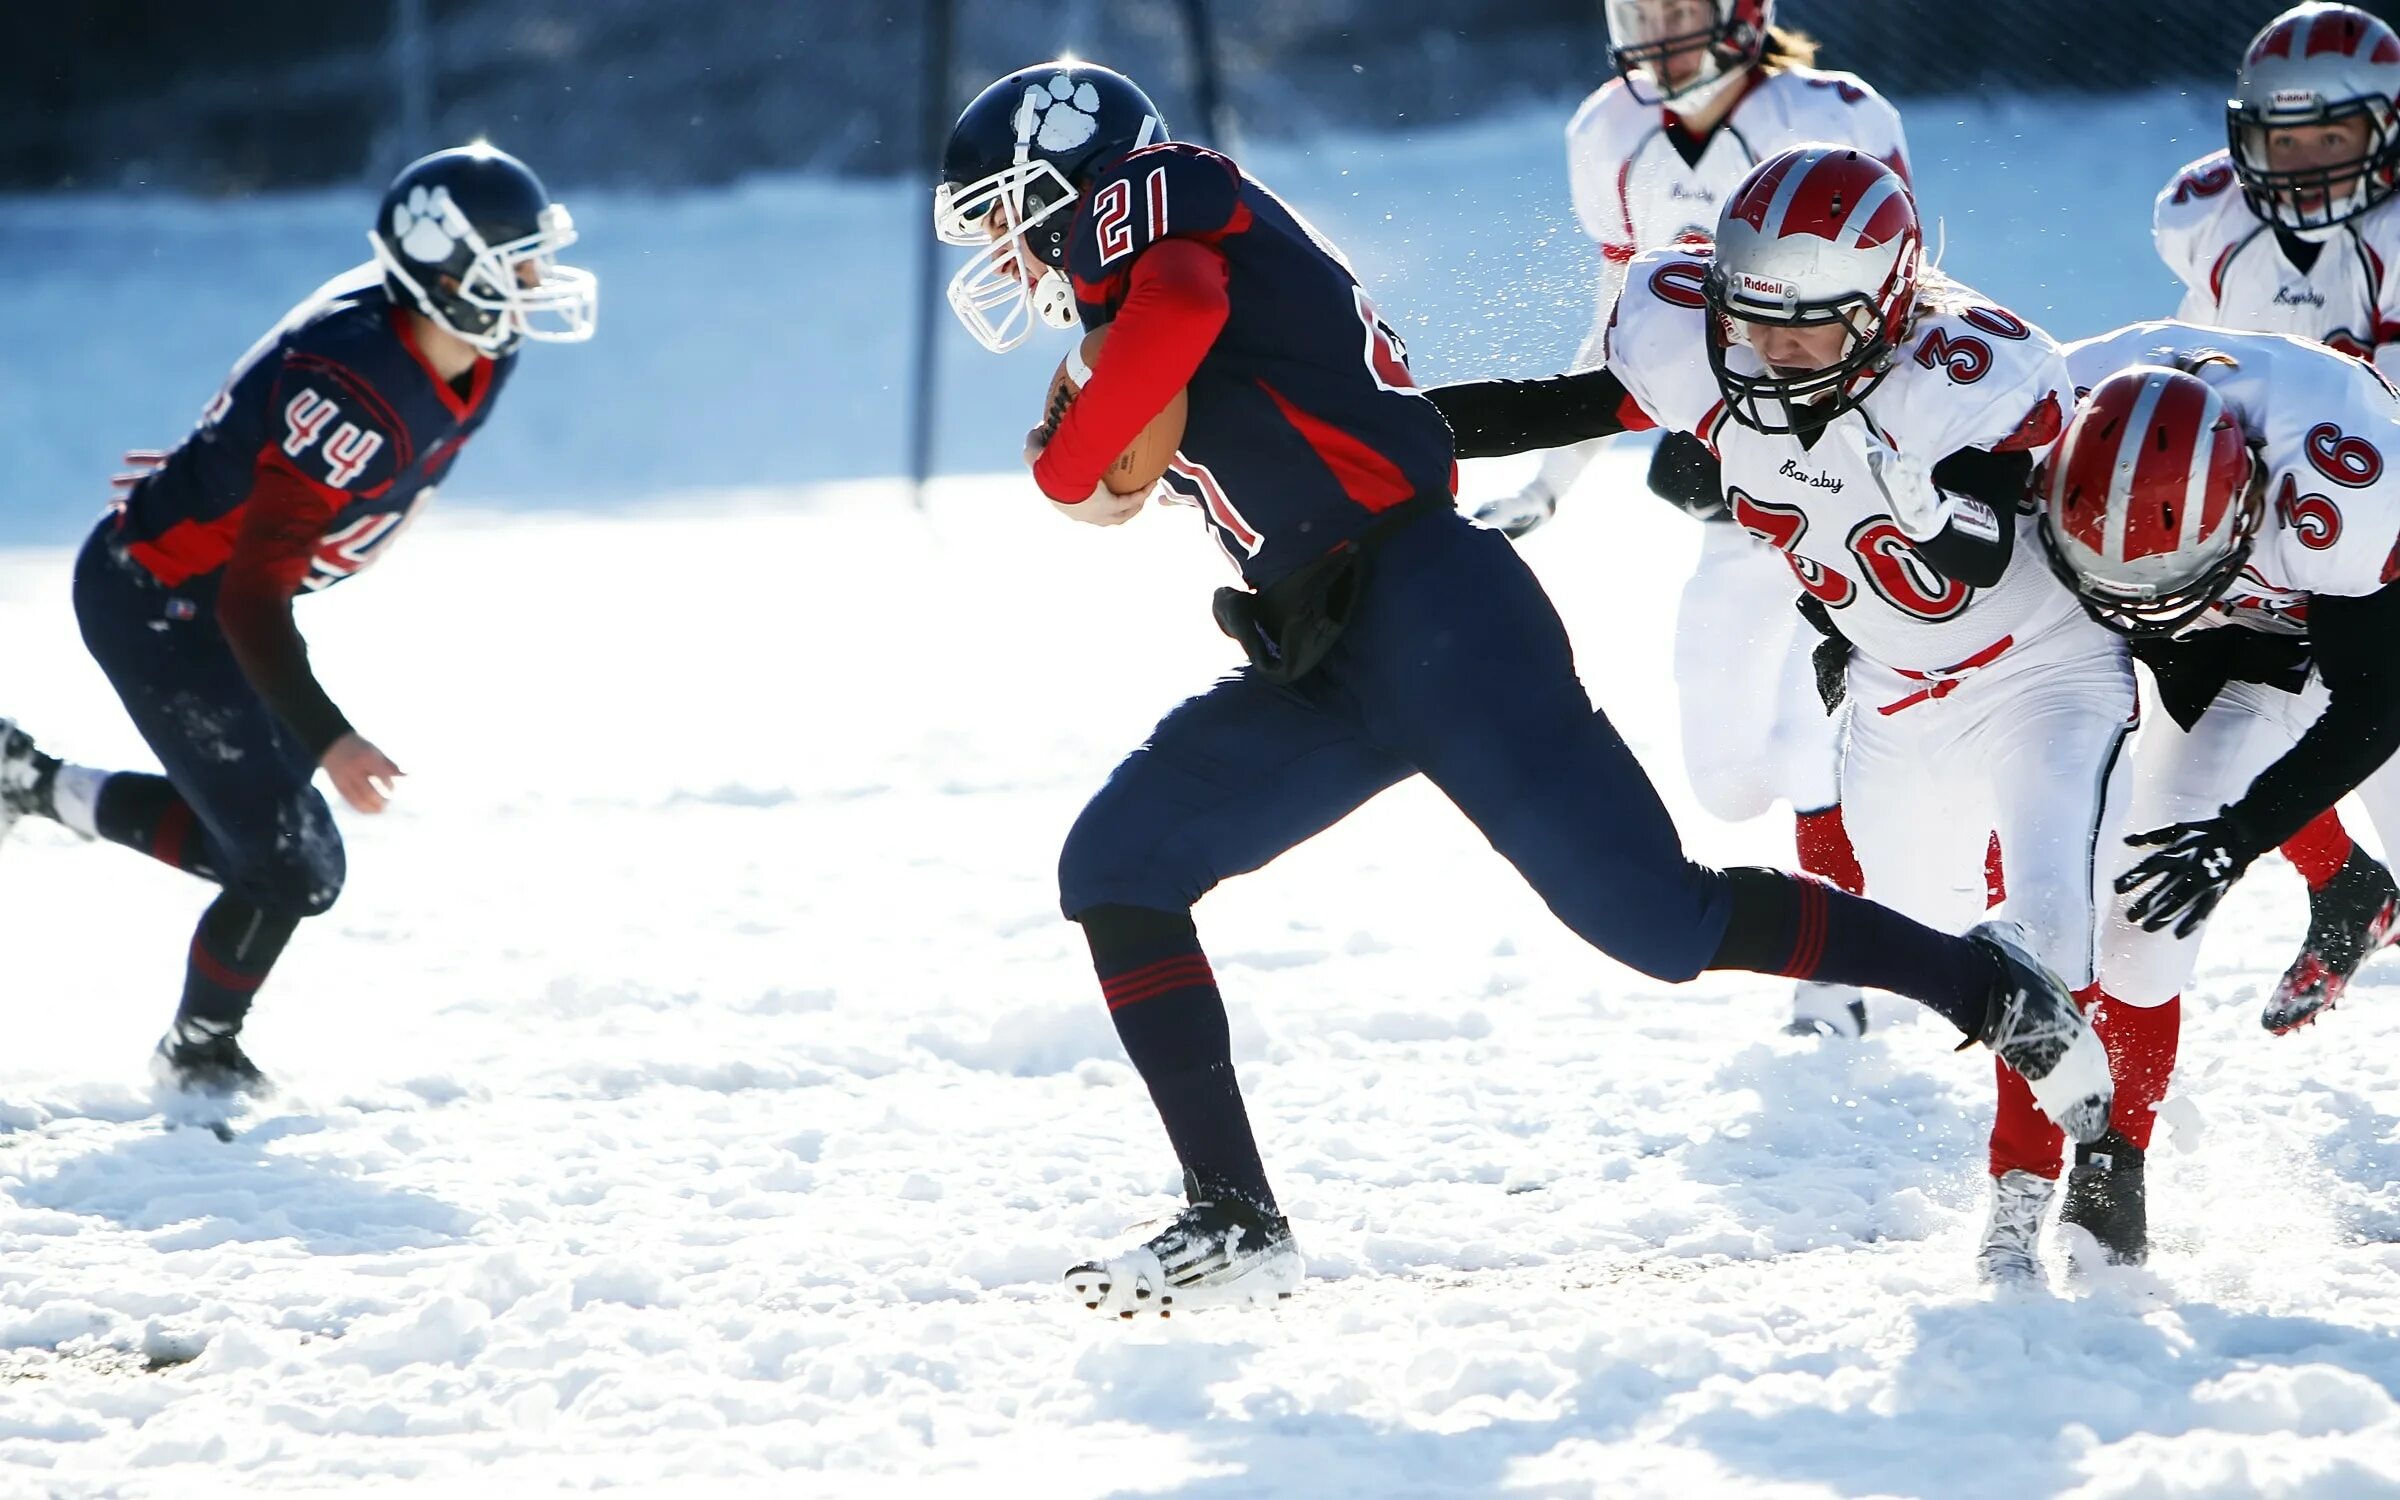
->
<box><xmin>2230</xmin><ymin>3</ymin><xmax>2400</xmax><ymax>233</ymax></box>
<box><xmin>2036</xmin><ymin>366</ymin><xmax>2266</xmax><ymax>636</ymax></box>
<box><xmin>1704</xmin><ymin>146</ymin><xmax>1921</xmax><ymax>434</ymax></box>
<box><xmin>1606</xmin><ymin>0</ymin><xmax>1773</xmax><ymax>112</ymax></box>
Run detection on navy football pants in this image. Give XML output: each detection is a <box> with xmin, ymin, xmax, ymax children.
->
<box><xmin>1059</xmin><ymin>509</ymin><xmax>1732</xmax><ymax>982</ymax></box>
<box><xmin>74</xmin><ymin>526</ymin><xmax>345</xmax><ymax>919</ymax></box>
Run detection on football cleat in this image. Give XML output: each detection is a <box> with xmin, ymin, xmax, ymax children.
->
<box><xmin>0</xmin><ymin>718</ymin><xmax>58</xmax><ymax>847</ymax></box>
<box><xmin>1977</xmin><ymin>1169</ymin><xmax>2055</xmax><ymax>1286</ymax></box>
<box><xmin>1784</xmin><ymin>980</ymin><xmax>1869</xmax><ymax>1039</ymax></box>
<box><xmin>1065</xmin><ymin>1178</ymin><xmax>1301</xmax><ymax>1319</ymax></box>
<box><xmin>1968</xmin><ymin>920</ymin><xmax>2113</xmax><ymax>1144</ymax></box>
<box><xmin>2263</xmin><ymin>848</ymin><xmax>2399</xmax><ymax>1034</ymax></box>
<box><xmin>151</xmin><ymin>1016</ymin><xmax>272</xmax><ymax>1101</ymax></box>
<box><xmin>2058</xmin><ymin>1130</ymin><xmax>2147</xmax><ymax>1272</ymax></box>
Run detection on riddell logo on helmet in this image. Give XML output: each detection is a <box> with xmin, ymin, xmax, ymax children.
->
<box><xmin>2271</xmin><ymin>88</ymin><xmax>2323</xmax><ymax>110</ymax></box>
<box><xmin>1735</xmin><ymin>272</ymin><xmax>1797</xmax><ymax>302</ymax></box>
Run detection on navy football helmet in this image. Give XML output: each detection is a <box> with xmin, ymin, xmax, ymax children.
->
<box><xmin>370</xmin><ymin>144</ymin><xmax>597</xmax><ymax>355</ymax></box>
<box><xmin>935</xmin><ymin>62</ymin><xmax>1168</xmax><ymax>351</ymax></box>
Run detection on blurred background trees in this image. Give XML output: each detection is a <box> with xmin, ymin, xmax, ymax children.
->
<box><xmin>0</xmin><ymin>0</ymin><xmax>2354</xmax><ymax>194</ymax></box>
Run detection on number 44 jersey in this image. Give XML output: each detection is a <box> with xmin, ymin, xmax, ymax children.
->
<box><xmin>116</xmin><ymin>264</ymin><xmax>515</xmax><ymax>594</ymax></box>
<box><xmin>1605</xmin><ymin>245</ymin><xmax>2080</xmax><ymax>674</ymax></box>
<box><xmin>2061</xmin><ymin>321</ymin><xmax>2400</xmax><ymax>636</ymax></box>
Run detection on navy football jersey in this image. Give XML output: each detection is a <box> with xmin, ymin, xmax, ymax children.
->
<box><xmin>118</xmin><ymin>265</ymin><xmax>514</xmax><ymax>592</ymax></box>
<box><xmin>1065</xmin><ymin>143</ymin><xmax>1456</xmax><ymax>583</ymax></box>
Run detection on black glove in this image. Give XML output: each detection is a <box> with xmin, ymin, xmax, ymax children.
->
<box><xmin>2114</xmin><ymin>812</ymin><xmax>2264</xmax><ymax>937</ymax></box>
<box><xmin>1795</xmin><ymin>593</ymin><xmax>1848</xmax><ymax>713</ymax></box>
<box><xmin>1810</xmin><ymin>634</ymin><xmax>1849</xmax><ymax>713</ymax></box>
<box><xmin>1646</xmin><ymin>430</ymin><xmax>1725</xmax><ymax>520</ymax></box>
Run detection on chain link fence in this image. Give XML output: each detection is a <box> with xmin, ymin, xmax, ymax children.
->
<box><xmin>4</xmin><ymin>0</ymin><xmax>2395</xmax><ymax>193</ymax></box>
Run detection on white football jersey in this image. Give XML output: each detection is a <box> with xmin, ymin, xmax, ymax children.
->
<box><xmin>1566</xmin><ymin>65</ymin><xmax>1911</xmax><ymax>310</ymax></box>
<box><xmin>2062</xmin><ymin>321</ymin><xmax>2400</xmax><ymax>636</ymax></box>
<box><xmin>2153</xmin><ymin>150</ymin><xmax>2400</xmax><ymax>379</ymax></box>
<box><xmin>1607</xmin><ymin>247</ymin><xmax>2080</xmax><ymax>673</ymax></box>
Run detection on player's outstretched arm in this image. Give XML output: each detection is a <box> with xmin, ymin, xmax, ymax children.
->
<box><xmin>2120</xmin><ymin>577</ymin><xmax>2400</xmax><ymax>934</ymax></box>
<box><xmin>217</xmin><ymin>456</ymin><xmax>402</xmax><ymax>814</ymax></box>
<box><xmin>1425</xmin><ymin>368</ymin><xmax>1651</xmax><ymax>459</ymax></box>
<box><xmin>2226</xmin><ymin>578</ymin><xmax>2400</xmax><ymax>848</ymax></box>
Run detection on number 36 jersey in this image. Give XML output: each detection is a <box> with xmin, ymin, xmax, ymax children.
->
<box><xmin>2061</xmin><ymin>321</ymin><xmax>2400</xmax><ymax>637</ymax></box>
<box><xmin>116</xmin><ymin>264</ymin><xmax>515</xmax><ymax>594</ymax></box>
<box><xmin>1605</xmin><ymin>246</ymin><xmax>2080</xmax><ymax>673</ymax></box>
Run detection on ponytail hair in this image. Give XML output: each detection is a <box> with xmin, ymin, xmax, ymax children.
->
<box><xmin>1758</xmin><ymin>25</ymin><xmax>1822</xmax><ymax>73</ymax></box>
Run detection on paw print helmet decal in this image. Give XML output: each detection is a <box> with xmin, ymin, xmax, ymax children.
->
<box><xmin>371</xmin><ymin>143</ymin><xmax>598</xmax><ymax>355</ymax></box>
<box><xmin>935</xmin><ymin>62</ymin><xmax>1167</xmax><ymax>352</ymax></box>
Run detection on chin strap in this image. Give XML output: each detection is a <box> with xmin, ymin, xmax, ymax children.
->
<box><xmin>1034</xmin><ymin>268</ymin><xmax>1079</xmax><ymax>329</ymax></box>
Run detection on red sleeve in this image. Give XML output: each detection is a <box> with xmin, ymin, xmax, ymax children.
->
<box><xmin>218</xmin><ymin>453</ymin><xmax>353</xmax><ymax>758</ymax></box>
<box><xmin>1033</xmin><ymin>238</ymin><xmax>1230</xmax><ymax>503</ymax></box>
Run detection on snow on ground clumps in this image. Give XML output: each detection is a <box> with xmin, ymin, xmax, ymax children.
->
<box><xmin>2</xmin><ymin>467</ymin><xmax>2398</xmax><ymax>1496</ymax></box>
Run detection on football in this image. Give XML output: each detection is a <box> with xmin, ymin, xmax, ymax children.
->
<box><xmin>1038</xmin><ymin>325</ymin><xmax>1188</xmax><ymax>495</ymax></box>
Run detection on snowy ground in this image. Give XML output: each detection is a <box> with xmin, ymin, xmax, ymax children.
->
<box><xmin>4</xmin><ymin>453</ymin><xmax>2400</xmax><ymax>1498</ymax></box>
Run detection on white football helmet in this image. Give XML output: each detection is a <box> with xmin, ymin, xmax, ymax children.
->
<box><xmin>2036</xmin><ymin>365</ymin><xmax>2265</xmax><ymax>637</ymax></box>
<box><xmin>1703</xmin><ymin>145</ymin><xmax>1922</xmax><ymax>434</ymax></box>
<box><xmin>2229</xmin><ymin>3</ymin><xmax>2400</xmax><ymax>234</ymax></box>
<box><xmin>1605</xmin><ymin>0</ymin><xmax>1774</xmax><ymax>115</ymax></box>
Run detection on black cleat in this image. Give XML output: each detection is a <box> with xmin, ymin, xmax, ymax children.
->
<box><xmin>0</xmin><ymin>718</ymin><xmax>60</xmax><ymax>845</ymax></box>
<box><xmin>1967</xmin><ymin>921</ymin><xmax>2112</xmax><ymax>1144</ymax></box>
<box><xmin>1064</xmin><ymin>1174</ymin><xmax>1302</xmax><ymax>1317</ymax></box>
<box><xmin>2264</xmin><ymin>848</ymin><xmax>2400</xmax><ymax>1034</ymax></box>
<box><xmin>151</xmin><ymin>1017</ymin><xmax>272</xmax><ymax>1100</ymax></box>
<box><xmin>2058</xmin><ymin>1129</ymin><xmax>2147</xmax><ymax>1270</ymax></box>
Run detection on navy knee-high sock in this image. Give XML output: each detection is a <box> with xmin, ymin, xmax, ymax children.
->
<box><xmin>1076</xmin><ymin>903</ymin><xmax>1277</xmax><ymax>1213</ymax></box>
<box><xmin>178</xmin><ymin>892</ymin><xmax>301</xmax><ymax>1031</ymax></box>
<box><xmin>1709</xmin><ymin>868</ymin><xmax>1994</xmax><ymax>1037</ymax></box>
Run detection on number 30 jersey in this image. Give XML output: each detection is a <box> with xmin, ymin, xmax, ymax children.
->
<box><xmin>2061</xmin><ymin>321</ymin><xmax>2400</xmax><ymax>637</ymax></box>
<box><xmin>1063</xmin><ymin>142</ymin><xmax>1456</xmax><ymax>585</ymax></box>
<box><xmin>117</xmin><ymin>264</ymin><xmax>515</xmax><ymax>593</ymax></box>
<box><xmin>1605</xmin><ymin>246</ymin><xmax>2081</xmax><ymax>674</ymax></box>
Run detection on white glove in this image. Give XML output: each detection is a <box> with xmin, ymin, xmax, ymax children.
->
<box><xmin>1026</xmin><ymin>430</ymin><xmax>1149</xmax><ymax>526</ymax></box>
<box><xmin>1847</xmin><ymin>421</ymin><xmax>1953</xmax><ymax>542</ymax></box>
<box><xmin>1470</xmin><ymin>480</ymin><xmax>1557</xmax><ymax>539</ymax></box>
<box><xmin>1050</xmin><ymin>480</ymin><xmax>1149</xmax><ymax>526</ymax></box>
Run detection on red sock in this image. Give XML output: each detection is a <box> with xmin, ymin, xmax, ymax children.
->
<box><xmin>1985</xmin><ymin>832</ymin><xmax>2006</xmax><ymax>908</ymax></box>
<box><xmin>1989</xmin><ymin>1052</ymin><xmax>2066</xmax><ymax>1178</ymax></box>
<box><xmin>1795</xmin><ymin>805</ymin><xmax>1866</xmax><ymax>897</ymax></box>
<box><xmin>2091</xmin><ymin>992</ymin><xmax>2181</xmax><ymax>1150</ymax></box>
<box><xmin>2280</xmin><ymin>810</ymin><xmax>2355</xmax><ymax>891</ymax></box>
<box><xmin>1986</xmin><ymin>979</ymin><xmax>2103</xmax><ymax>1179</ymax></box>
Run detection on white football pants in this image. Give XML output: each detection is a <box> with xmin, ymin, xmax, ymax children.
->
<box><xmin>2099</xmin><ymin>668</ymin><xmax>2400</xmax><ymax>1005</ymax></box>
<box><xmin>1674</xmin><ymin>521</ymin><xmax>1843</xmax><ymax>822</ymax></box>
<box><xmin>1841</xmin><ymin>616</ymin><xmax>2137</xmax><ymax>989</ymax></box>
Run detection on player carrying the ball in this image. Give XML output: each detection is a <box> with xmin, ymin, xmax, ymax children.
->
<box><xmin>936</xmin><ymin>61</ymin><xmax>2113</xmax><ymax>1318</ymax></box>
